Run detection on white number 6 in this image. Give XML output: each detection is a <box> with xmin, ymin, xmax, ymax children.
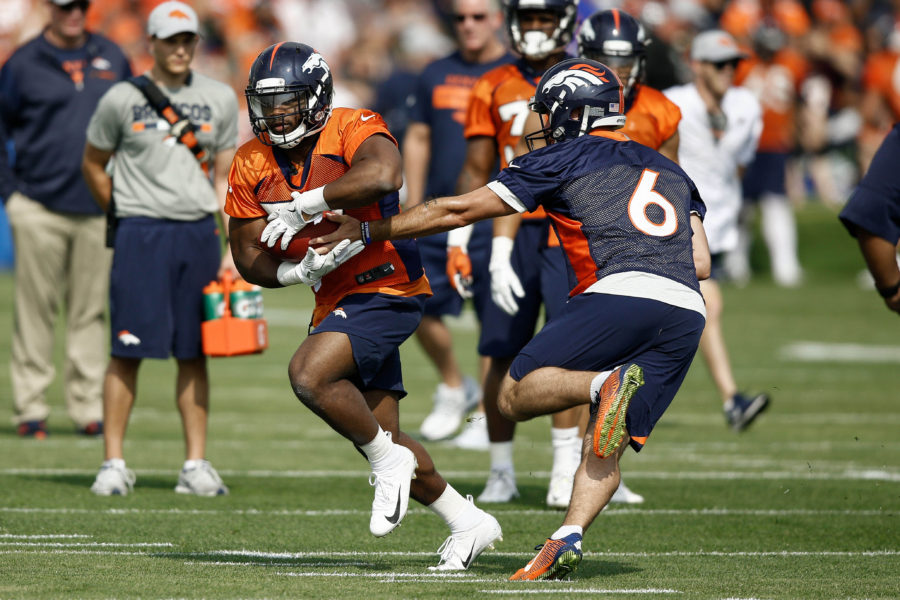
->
<box><xmin>628</xmin><ymin>169</ymin><xmax>678</xmax><ymax>237</ymax></box>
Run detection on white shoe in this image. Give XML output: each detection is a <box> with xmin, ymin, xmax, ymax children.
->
<box><xmin>477</xmin><ymin>468</ymin><xmax>519</xmax><ymax>503</ymax></box>
<box><xmin>420</xmin><ymin>383</ymin><xmax>469</xmax><ymax>441</ymax></box>
<box><xmin>452</xmin><ymin>413</ymin><xmax>489</xmax><ymax>450</ymax></box>
<box><xmin>175</xmin><ymin>460</ymin><xmax>229</xmax><ymax>496</ymax></box>
<box><xmin>429</xmin><ymin>499</ymin><xmax>502</xmax><ymax>571</ymax></box>
<box><xmin>610</xmin><ymin>480</ymin><xmax>644</xmax><ymax>504</ymax></box>
<box><xmin>90</xmin><ymin>462</ymin><xmax>136</xmax><ymax>496</ymax></box>
<box><xmin>546</xmin><ymin>459</ymin><xmax>578</xmax><ymax>509</ymax></box>
<box><xmin>369</xmin><ymin>444</ymin><xmax>417</xmax><ymax>537</ymax></box>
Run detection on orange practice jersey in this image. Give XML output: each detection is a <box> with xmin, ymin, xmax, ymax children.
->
<box><xmin>736</xmin><ymin>50</ymin><xmax>808</xmax><ymax>152</ymax></box>
<box><xmin>622</xmin><ymin>84</ymin><xmax>681</xmax><ymax>151</ymax></box>
<box><xmin>863</xmin><ymin>51</ymin><xmax>900</xmax><ymax>122</ymax></box>
<box><xmin>465</xmin><ymin>60</ymin><xmax>547</xmax><ymax>220</ymax></box>
<box><xmin>225</xmin><ymin>108</ymin><xmax>430</xmax><ymax>326</ymax></box>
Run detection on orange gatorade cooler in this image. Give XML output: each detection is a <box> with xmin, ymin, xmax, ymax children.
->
<box><xmin>202</xmin><ymin>271</ymin><xmax>268</xmax><ymax>357</ymax></box>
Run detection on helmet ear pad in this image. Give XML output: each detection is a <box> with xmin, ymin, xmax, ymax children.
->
<box><xmin>245</xmin><ymin>42</ymin><xmax>334</xmax><ymax>149</ymax></box>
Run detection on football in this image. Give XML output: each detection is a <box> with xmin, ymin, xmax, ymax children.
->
<box><xmin>258</xmin><ymin>215</ymin><xmax>339</xmax><ymax>262</ymax></box>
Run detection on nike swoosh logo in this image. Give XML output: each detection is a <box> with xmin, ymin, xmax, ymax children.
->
<box><xmin>385</xmin><ymin>490</ymin><xmax>402</xmax><ymax>524</ymax></box>
<box><xmin>462</xmin><ymin>540</ymin><xmax>477</xmax><ymax>568</ymax></box>
<box><xmin>360</xmin><ymin>114</ymin><xmax>375</xmax><ymax>122</ymax></box>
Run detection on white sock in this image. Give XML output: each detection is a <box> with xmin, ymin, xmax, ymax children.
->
<box><xmin>589</xmin><ymin>370</ymin><xmax>614</xmax><ymax>402</ymax></box>
<box><xmin>761</xmin><ymin>194</ymin><xmax>802</xmax><ymax>285</ymax></box>
<box><xmin>489</xmin><ymin>441</ymin><xmax>514</xmax><ymax>471</ymax></box>
<box><xmin>104</xmin><ymin>458</ymin><xmax>126</xmax><ymax>470</ymax></box>
<box><xmin>429</xmin><ymin>485</ymin><xmax>481</xmax><ymax>533</ymax></box>
<box><xmin>359</xmin><ymin>427</ymin><xmax>394</xmax><ymax>467</ymax></box>
<box><xmin>551</xmin><ymin>426</ymin><xmax>580</xmax><ymax>469</ymax></box>
<box><xmin>183</xmin><ymin>459</ymin><xmax>204</xmax><ymax>471</ymax></box>
<box><xmin>551</xmin><ymin>524</ymin><xmax>583</xmax><ymax>540</ymax></box>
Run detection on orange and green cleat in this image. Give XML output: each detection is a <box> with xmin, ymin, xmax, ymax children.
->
<box><xmin>509</xmin><ymin>533</ymin><xmax>583</xmax><ymax>581</ymax></box>
<box><xmin>592</xmin><ymin>363</ymin><xmax>644</xmax><ymax>458</ymax></box>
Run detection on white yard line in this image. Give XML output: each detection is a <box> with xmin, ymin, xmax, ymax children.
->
<box><xmin>780</xmin><ymin>341</ymin><xmax>900</xmax><ymax>363</ymax></box>
<box><xmin>481</xmin><ymin>589</ymin><xmax>682</xmax><ymax>595</ymax></box>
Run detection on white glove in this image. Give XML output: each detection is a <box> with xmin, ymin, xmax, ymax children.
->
<box><xmin>260</xmin><ymin>187</ymin><xmax>329</xmax><ymax>251</ymax></box>
<box><xmin>276</xmin><ymin>239</ymin><xmax>365</xmax><ymax>288</ymax></box>
<box><xmin>489</xmin><ymin>236</ymin><xmax>525</xmax><ymax>316</ymax></box>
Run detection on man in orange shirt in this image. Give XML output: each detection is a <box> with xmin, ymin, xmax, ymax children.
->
<box><xmin>226</xmin><ymin>42</ymin><xmax>501</xmax><ymax>571</ymax></box>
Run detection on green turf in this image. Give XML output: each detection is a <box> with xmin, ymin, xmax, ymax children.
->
<box><xmin>0</xmin><ymin>203</ymin><xmax>898</xmax><ymax>599</ymax></box>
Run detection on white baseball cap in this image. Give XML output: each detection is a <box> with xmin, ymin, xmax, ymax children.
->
<box><xmin>690</xmin><ymin>29</ymin><xmax>748</xmax><ymax>63</ymax></box>
<box><xmin>147</xmin><ymin>1</ymin><xmax>199</xmax><ymax>39</ymax></box>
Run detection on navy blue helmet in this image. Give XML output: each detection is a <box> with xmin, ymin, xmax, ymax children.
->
<box><xmin>245</xmin><ymin>42</ymin><xmax>333</xmax><ymax>149</ymax></box>
<box><xmin>526</xmin><ymin>57</ymin><xmax>626</xmax><ymax>150</ymax></box>
<box><xmin>506</xmin><ymin>0</ymin><xmax>578</xmax><ymax>60</ymax></box>
<box><xmin>577</xmin><ymin>9</ymin><xmax>648</xmax><ymax>98</ymax></box>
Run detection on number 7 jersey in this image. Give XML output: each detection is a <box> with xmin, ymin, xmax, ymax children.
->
<box><xmin>487</xmin><ymin>130</ymin><xmax>706</xmax><ymax>314</ymax></box>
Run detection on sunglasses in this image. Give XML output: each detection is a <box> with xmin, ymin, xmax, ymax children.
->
<box><xmin>454</xmin><ymin>13</ymin><xmax>487</xmax><ymax>23</ymax></box>
<box><xmin>710</xmin><ymin>59</ymin><xmax>740</xmax><ymax>71</ymax></box>
<box><xmin>57</xmin><ymin>0</ymin><xmax>89</xmax><ymax>11</ymax></box>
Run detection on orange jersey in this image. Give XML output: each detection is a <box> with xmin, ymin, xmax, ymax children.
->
<box><xmin>225</xmin><ymin>108</ymin><xmax>430</xmax><ymax>326</ymax></box>
<box><xmin>465</xmin><ymin>60</ymin><xmax>547</xmax><ymax>219</ymax></box>
<box><xmin>736</xmin><ymin>49</ymin><xmax>809</xmax><ymax>152</ymax></box>
<box><xmin>622</xmin><ymin>84</ymin><xmax>681</xmax><ymax>151</ymax></box>
<box><xmin>862</xmin><ymin>51</ymin><xmax>900</xmax><ymax>121</ymax></box>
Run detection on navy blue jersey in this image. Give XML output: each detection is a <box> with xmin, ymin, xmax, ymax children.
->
<box><xmin>408</xmin><ymin>50</ymin><xmax>514</xmax><ymax>198</ymax></box>
<box><xmin>490</xmin><ymin>131</ymin><xmax>705</xmax><ymax>299</ymax></box>
<box><xmin>0</xmin><ymin>32</ymin><xmax>131</xmax><ymax>214</ymax></box>
<box><xmin>840</xmin><ymin>123</ymin><xmax>900</xmax><ymax>244</ymax></box>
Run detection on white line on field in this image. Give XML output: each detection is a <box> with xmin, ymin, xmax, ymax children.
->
<box><xmin>0</xmin><ymin>534</ymin><xmax>92</xmax><ymax>539</ymax></box>
<box><xmin>481</xmin><ymin>589</ymin><xmax>682</xmax><ymax>595</ymax></box>
<box><xmin>3</xmin><ymin>468</ymin><xmax>899</xmax><ymax>481</ymax></box>
<box><xmin>0</xmin><ymin>507</ymin><xmax>894</xmax><ymax>517</ymax></box>
<box><xmin>781</xmin><ymin>341</ymin><xmax>900</xmax><ymax>363</ymax></box>
<box><xmin>0</xmin><ymin>542</ymin><xmax>173</xmax><ymax>548</ymax></box>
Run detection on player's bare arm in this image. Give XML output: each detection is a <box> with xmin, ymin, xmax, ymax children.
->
<box><xmin>658</xmin><ymin>130</ymin><xmax>680</xmax><ymax>164</ymax></box>
<box><xmin>316</xmin><ymin>186</ymin><xmax>517</xmax><ymax>247</ymax></box>
<box><xmin>854</xmin><ymin>228</ymin><xmax>900</xmax><ymax>313</ymax></box>
<box><xmin>81</xmin><ymin>142</ymin><xmax>114</xmax><ymax>212</ymax></box>
<box><xmin>455</xmin><ymin>136</ymin><xmax>498</xmax><ymax>194</ymax></box>
<box><xmin>214</xmin><ymin>146</ymin><xmax>239</xmax><ymax>277</ymax></box>
<box><xmin>319</xmin><ymin>133</ymin><xmax>403</xmax><ymax>211</ymax></box>
<box><xmin>228</xmin><ymin>215</ymin><xmax>284</xmax><ymax>287</ymax></box>
<box><xmin>402</xmin><ymin>122</ymin><xmax>432</xmax><ymax>208</ymax></box>
<box><xmin>691</xmin><ymin>213</ymin><xmax>711</xmax><ymax>281</ymax></box>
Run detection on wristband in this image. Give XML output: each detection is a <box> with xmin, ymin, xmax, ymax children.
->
<box><xmin>876</xmin><ymin>279</ymin><xmax>900</xmax><ymax>299</ymax></box>
<box><xmin>360</xmin><ymin>221</ymin><xmax>372</xmax><ymax>245</ymax></box>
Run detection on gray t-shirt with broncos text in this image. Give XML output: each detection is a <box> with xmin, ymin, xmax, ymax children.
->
<box><xmin>86</xmin><ymin>71</ymin><xmax>238</xmax><ymax>220</ymax></box>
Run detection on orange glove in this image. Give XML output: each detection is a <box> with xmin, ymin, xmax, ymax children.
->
<box><xmin>446</xmin><ymin>245</ymin><xmax>473</xmax><ymax>298</ymax></box>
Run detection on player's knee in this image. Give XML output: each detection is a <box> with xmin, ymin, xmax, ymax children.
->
<box><xmin>497</xmin><ymin>381</ymin><xmax>520</xmax><ymax>421</ymax></box>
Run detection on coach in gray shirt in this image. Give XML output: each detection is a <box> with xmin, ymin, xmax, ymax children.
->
<box><xmin>81</xmin><ymin>1</ymin><xmax>238</xmax><ymax>497</ymax></box>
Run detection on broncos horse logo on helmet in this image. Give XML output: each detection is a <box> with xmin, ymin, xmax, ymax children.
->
<box><xmin>577</xmin><ymin>9</ymin><xmax>648</xmax><ymax>101</ymax></box>
<box><xmin>506</xmin><ymin>0</ymin><xmax>578</xmax><ymax>60</ymax></box>
<box><xmin>525</xmin><ymin>58</ymin><xmax>626</xmax><ymax>151</ymax></box>
<box><xmin>245</xmin><ymin>42</ymin><xmax>334</xmax><ymax>149</ymax></box>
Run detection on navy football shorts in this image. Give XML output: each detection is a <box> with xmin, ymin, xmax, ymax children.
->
<box><xmin>311</xmin><ymin>293</ymin><xmax>426</xmax><ymax>399</ymax></box>
<box><xmin>478</xmin><ymin>220</ymin><xmax>569</xmax><ymax>358</ymax></box>
<box><xmin>109</xmin><ymin>215</ymin><xmax>220</xmax><ymax>360</ymax></box>
<box><xmin>509</xmin><ymin>292</ymin><xmax>705</xmax><ymax>452</ymax></box>
<box><xmin>419</xmin><ymin>219</ymin><xmax>492</xmax><ymax>319</ymax></box>
<box><xmin>742</xmin><ymin>151</ymin><xmax>787</xmax><ymax>199</ymax></box>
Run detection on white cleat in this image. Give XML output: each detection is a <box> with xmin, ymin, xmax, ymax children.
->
<box><xmin>477</xmin><ymin>467</ymin><xmax>519</xmax><ymax>503</ymax></box>
<box><xmin>369</xmin><ymin>444</ymin><xmax>417</xmax><ymax>537</ymax></box>
<box><xmin>429</xmin><ymin>499</ymin><xmax>502</xmax><ymax>571</ymax></box>
<box><xmin>175</xmin><ymin>460</ymin><xmax>229</xmax><ymax>496</ymax></box>
<box><xmin>90</xmin><ymin>462</ymin><xmax>136</xmax><ymax>496</ymax></box>
<box><xmin>610</xmin><ymin>480</ymin><xmax>644</xmax><ymax>504</ymax></box>
<box><xmin>420</xmin><ymin>383</ymin><xmax>469</xmax><ymax>441</ymax></box>
<box><xmin>546</xmin><ymin>468</ymin><xmax>576</xmax><ymax>509</ymax></box>
<box><xmin>452</xmin><ymin>413</ymin><xmax>489</xmax><ymax>451</ymax></box>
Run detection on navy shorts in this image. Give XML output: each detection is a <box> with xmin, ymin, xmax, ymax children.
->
<box><xmin>109</xmin><ymin>216</ymin><xmax>220</xmax><ymax>360</ymax></box>
<box><xmin>510</xmin><ymin>293</ymin><xmax>705</xmax><ymax>452</ymax></box>
<box><xmin>419</xmin><ymin>219</ymin><xmax>492</xmax><ymax>319</ymax></box>
<box><xmin>478</xmin><ymin>220</ymin><xmax>569</xmax><ymax>358</ymax></box>
<box><xmin>311</xmin><ymin>293</ymin><xmax>426</xmax><ymax>399</ymax></box>
<box><xmin>742</xmin><ymin>151</ymin><xmax>787</xmax><ymax>199</ymax></box>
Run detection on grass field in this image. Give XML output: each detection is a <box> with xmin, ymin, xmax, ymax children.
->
<box><xmin>0</xmin><ymin>203</ymin><xmax>898</xmax><ymax>599</ymax></box>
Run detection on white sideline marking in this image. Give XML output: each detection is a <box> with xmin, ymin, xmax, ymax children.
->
<box><xmin>0</xmin><ymin>542</ymin><xmax>172</xmax><ymax>548</ymax></box>
<box><xmin>0</xmin><ymin>534</ymin><xmax>91</xmax><ymax>539</ymax></box>
<box><xmin>0</xmin><ymin>507</ymin><xmax>894</xmax><ymax>518</ymax></box>
<box><xmin>482</xmin><ymin>589</ymin><xmax>681</xmax><ymax>595</ymax></box>
<box><xmin>3</xmin><ymin>467</ymin><xmax>899</xmax><ymax>481</ymax></box>
<box><xmin>781</xmin><ymin>341</ymin><xmax>900</xmax><ymax>363</ymax></box>
<box><xmin>186</xmin><ymin>561</ymin><xmax>373</xmax><ymax>568</ymax></box>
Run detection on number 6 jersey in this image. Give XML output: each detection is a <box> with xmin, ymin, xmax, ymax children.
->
<box><xmin>486</xmin><ymin>129</ymin><xmax>707</xmax><ymax>316</ymax></box>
